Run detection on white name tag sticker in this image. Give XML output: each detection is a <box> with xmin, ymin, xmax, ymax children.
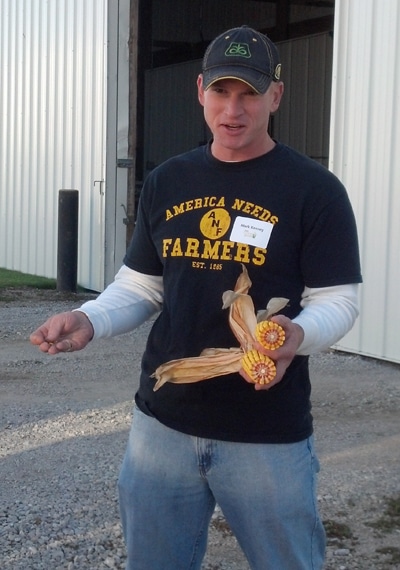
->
<box><xmin>230</xmin><ymin>216</ymin><xmax>274</xmax><ymax>249</ymax></box>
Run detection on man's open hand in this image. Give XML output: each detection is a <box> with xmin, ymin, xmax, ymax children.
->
<box><xmin>30</xmin><ymin>311</ymin><xmax>94</xmax><ymax>354</ymax></box>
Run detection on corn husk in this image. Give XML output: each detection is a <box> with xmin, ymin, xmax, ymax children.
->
<box><xmin>152</xmin><ymin>348</ymin><xmax>243</xmax><ymax>391</ymax></box>
<box><xmin>256</xmin><ymin>297</ymin><xmax>290</xmax><ymax>322</ymax></box>
<box><xmin>152</xmin><ymin>264</ymin><xmax>288</xmax><ymax>391</ymax></box>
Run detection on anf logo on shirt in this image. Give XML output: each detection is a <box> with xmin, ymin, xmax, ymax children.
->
<box><xmin>225</xmin><ymin>42</ymin><xmax>251</xmax><ymax>58</ymax></box>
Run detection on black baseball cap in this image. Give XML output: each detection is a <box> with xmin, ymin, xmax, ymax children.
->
<box><xmin>202</xmin><ymin>25</ymin><xmax>281</xmax><ymax>94</ymax></box>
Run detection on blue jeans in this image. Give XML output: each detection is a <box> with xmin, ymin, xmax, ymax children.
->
<box><xmin>118</xmin><ymin>406</ymin><xmax>326</xmax><ymax>570</ymax></box>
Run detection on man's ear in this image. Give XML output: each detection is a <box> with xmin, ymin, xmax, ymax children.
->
<box><xmin>197</xmin><ymin>74</ymin><xmax>205</xmax><ymax>106</ymax></box>
<box><xmin>270</xmin><ymin>82</ymin><xmax>284</xmax><ymax>113</ymax></box>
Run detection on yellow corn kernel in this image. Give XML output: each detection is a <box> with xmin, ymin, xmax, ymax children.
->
<box><xmin>255</xmin><ymin>321</ymin><xmax>285</xmax><ymax>350</ymax></box>
<box><xmin>241</xmin><ymin>349</ymin><xmax>276</xmax><ymax>385</ymax></box>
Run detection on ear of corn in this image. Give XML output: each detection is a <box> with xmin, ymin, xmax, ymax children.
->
<box><xmin>255</xmin><ymin>320</ymin><xmax>285</xmax><ymax>350</ymax></box>
<box><xmin>241</xmin><ymin>349</ymin><xmax>276</xmax><ymax>385</ymax></box>
<box><xmin>152</xmin><ymin>265</ymin><xmax>289</xmax><ymax>389</ymax></box>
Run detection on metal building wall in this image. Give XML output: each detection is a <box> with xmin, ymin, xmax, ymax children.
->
<box><xmin>330</xmin><ymin>0</ymin><xmax>400</xmax><ymax>363</ymax></box>
<box><xmin>273</xmin><ymin>33</ymin><xmax>333</xmax><ymax>167</ymax></box>
<box><xmin>152</xmin><ymin>0</ymin><xmax>275</xmax><ymax>44</ymax></box>
<box><xmin>0</xmin><ymin>0</ymin><xmax>107</xmax><ymax>291</ymax></box>
<box><xmin>144</xmin><ymin>60</ymin><xmax>205</xmax><ymax>176</ymax></box>
<box><xmin>144</xmin><ymin>33</ymin><xmax>332</xmax><ymax>175</ymax></box>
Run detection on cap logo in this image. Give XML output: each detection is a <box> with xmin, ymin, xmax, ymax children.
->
<box><xmin>274</xmin><ymin>64</ymin><xmax>282</xmax><ymax>81</ymax></box>
<box><xmin>225</xmin><ymin>42</ymin><xmax>251</xmax><ymax>58</ymax></box>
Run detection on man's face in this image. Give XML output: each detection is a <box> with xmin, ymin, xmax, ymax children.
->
<box><xmin>197</xmin><ymin>76</ymin><xmax>284</xmax><ymax>162</ymax></box>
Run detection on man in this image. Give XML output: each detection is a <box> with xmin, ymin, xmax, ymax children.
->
<box><xmin>31</xmin><ymin>26</ymin><xmax>362</xmax><ymax>569</ymax></box>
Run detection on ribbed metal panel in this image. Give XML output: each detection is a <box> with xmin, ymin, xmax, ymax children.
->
<box><xmin>330</xmin><ymin>0</ymin><xmax>400</xmax><ymax>363</ymax></box>
<box><xmin>144</xmin><ymin>33</ymin><xmax>332</xmax><ymax>174</ymax></box>
<box><xmin>0</xmin><ymin>0</ymin><xmax>107</xmax><ymax>291</ymax></box>
<box><xmin>152</xmin><ymin>0</ymin><xmax>275</xmax><ymax>43</ymax></box>
<box><xmin>144</xmin><ymin>60</ymin><xmax>206</xmax><ymax>176</ymax></box>
<box><xmin>274</xmin><ymin>33</ymin><xmax>333</xmax><ymax>167</ymax></box>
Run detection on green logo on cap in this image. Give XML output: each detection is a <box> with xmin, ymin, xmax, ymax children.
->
<box><xmin>225</xmin><ymin>42</ymin><xmax>251</xmax><ymax>58</ymax></box>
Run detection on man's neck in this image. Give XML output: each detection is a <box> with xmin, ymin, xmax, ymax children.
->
<box><xmin>211</xmin><ymin>137</ymin><xmax>276</xmax><ymax>162</ymax></box>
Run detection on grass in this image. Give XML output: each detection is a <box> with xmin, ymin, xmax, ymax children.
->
<box><xmin>323</xmin><ymin>519</ymin><xmax>353</xmax><ymax>540</ymax></box>
<box><xmin>366</xmin><ymin>495</ymin><xmax>400</xmax><ymax>534</ymax></box>
<box><xmin>376</xmin><ymin>546</ymin><xmax>400</xmax><ymax>565</ymax></box>
<box><xmin>0</xmin><ymin>267</ymin><xmax>92</xmax><ymax>302</ymax></box>
<box><xmin>0</xmin><ymin>268</ymin><xmax>56</xmax><ymax>290</ymax></box>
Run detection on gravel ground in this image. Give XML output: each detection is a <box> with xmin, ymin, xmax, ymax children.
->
<box><xmin>1</xmin><ymin>288</ymin><xmax>399</xmax><ymax>570</ymax></box>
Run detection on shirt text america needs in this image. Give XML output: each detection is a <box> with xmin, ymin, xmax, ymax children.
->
<box><xmin>165</xmin><ymin>196</ymin><xmax>279</xmax><ymax>225</ymax></box>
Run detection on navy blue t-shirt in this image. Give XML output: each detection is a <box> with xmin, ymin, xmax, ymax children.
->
<box><xmin>124</xmin><ymin>142</ymin><xmax>362</xmax><ymax>443</ymax></box>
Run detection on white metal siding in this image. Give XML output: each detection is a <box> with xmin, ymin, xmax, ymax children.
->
<box><xmin>104</xmin><ymin>0</ymin><xmax>131</xmax><ymax>286</ymax></box>
<box><xmin>0</xmin><ymin>0</ymin><xmax>107</xmax><ymax>291</ymax></box>
<box><xmin>330</xmin><ymin>0</ymin><xmax>400</xmax><ymax>363</ymax></box>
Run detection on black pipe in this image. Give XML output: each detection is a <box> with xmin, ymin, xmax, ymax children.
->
<box><xmin>57</xmin><ymin>190</ymin><xmax>79</xmax><ymax>292</ymax></box>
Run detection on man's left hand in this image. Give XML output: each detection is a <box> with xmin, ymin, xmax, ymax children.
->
<box><xmin>240</xmin><ymin>315</ymin><xmax>304</xmax><ymax>390</ymax></box>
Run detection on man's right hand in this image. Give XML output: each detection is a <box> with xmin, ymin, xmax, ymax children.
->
<box><xmin>30</xmin><ymin>311</ymin><xmax>94</xmax><ymax>354</ymax></box>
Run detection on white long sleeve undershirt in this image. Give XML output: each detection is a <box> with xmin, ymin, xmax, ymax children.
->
<box><xmin>76</xmin><ymin>265</ymin><xmax>163</xmax><ymax>339</ymax></box>
<box><xmin>77</xmin><ymin>264</ymin><xmax>359</xmax><ymax>354</ymax></box>
<box><xmin>293</xmin><ymin>283</ymin><xmax>359</xmax><ymax>355</ymax></box>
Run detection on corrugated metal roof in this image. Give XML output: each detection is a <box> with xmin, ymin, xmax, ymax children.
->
<box><xmin>330</xmin><ymin>0</ymin><xmax>400</xmax><ymax>363</ymax></box>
